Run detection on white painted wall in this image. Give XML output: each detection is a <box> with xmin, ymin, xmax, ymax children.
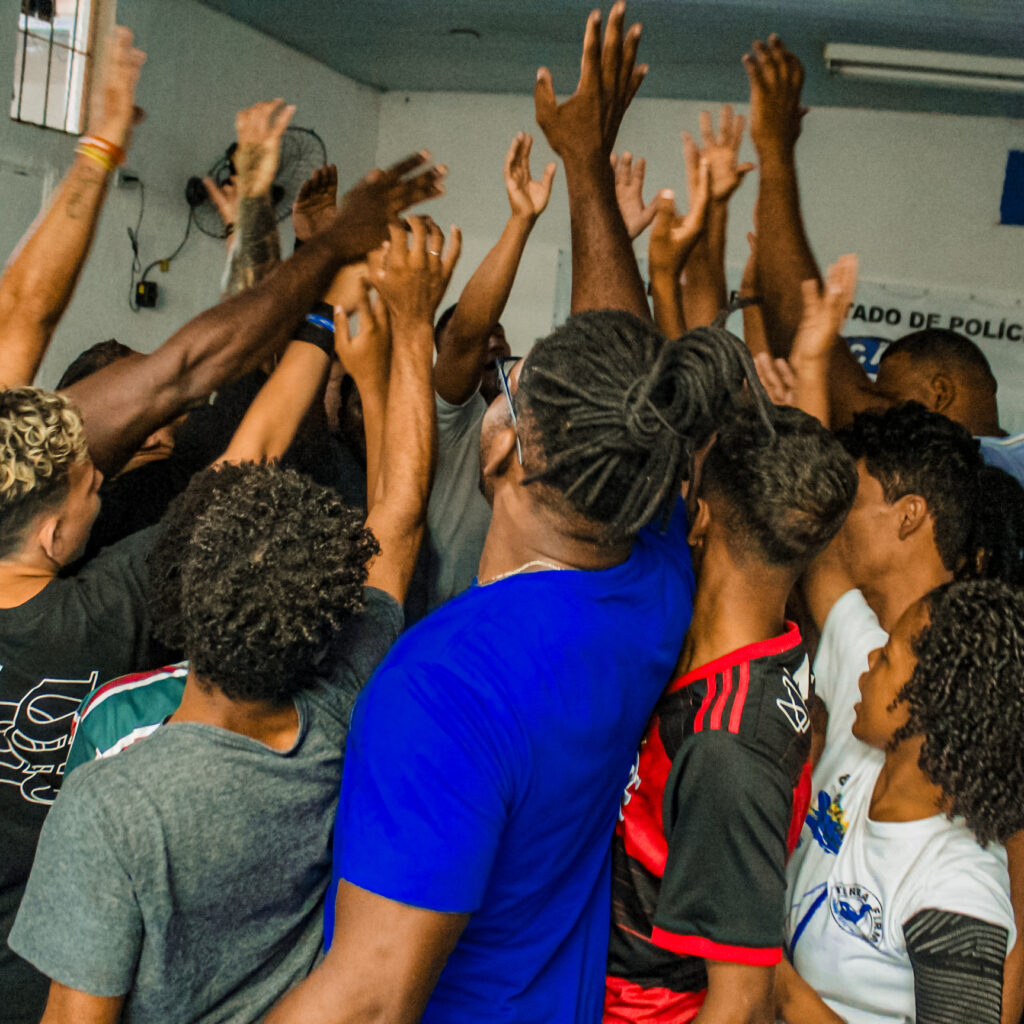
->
<box><xmin>374</xmin><ymin>89</ymin><xmax>1024</xmax><ymax>387</ymax></box>
<box><xmin>0</xmin><ymin>0</ymin><xmax>381</xmax><ymax>388</ymax></box>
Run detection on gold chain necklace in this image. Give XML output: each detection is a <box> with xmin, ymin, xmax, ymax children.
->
<box><xmin>479</xmin><ymin>560</ymin><xmax>569</xmax><ymax>586</ymax></box>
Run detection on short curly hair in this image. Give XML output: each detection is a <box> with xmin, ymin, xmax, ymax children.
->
<box><xmin>891</xmin><ymin>579</ymin><xmax>1024</xmax><ymax>845</ymax></box>
<box><xmin>0</xmin><ymin>386</ymin><xmax>87</xmax><ymax>557</ymax></box>
<box><xmin>147</xmin><ymin>462</ymin><xmax>379</xmax><ymax>704</ymax></box>
<box><xmin>836</xmin><ymin>402</ymin><xmax>982</xmax><ymax>574</ymax></box>
<box><xmin>702</xmin><ymin>405</ymin><xmax>857</xmax><ymax>570</ymax></box>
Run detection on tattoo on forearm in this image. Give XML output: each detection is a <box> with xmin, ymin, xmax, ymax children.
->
<box><xmin>64</xmin><ymin>162</ymin><xmax>106</xmax><ymax>222</ymax></box>
<box><xmin>225</xmin><ymin>195</ymin><xmax>281</xmax><ymax>297</ymax></box>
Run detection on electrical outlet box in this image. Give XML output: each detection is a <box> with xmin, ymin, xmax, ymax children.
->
<box><xmin>135</xmin><ymin>281</ymin><xmax>158</xmax><ymax>307</ymax></box>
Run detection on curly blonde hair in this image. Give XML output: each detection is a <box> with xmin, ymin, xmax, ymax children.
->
<box><xmin>0</xmin><ymin>387</ymin><xmax>87</xmax><ymax>556</ymax></box>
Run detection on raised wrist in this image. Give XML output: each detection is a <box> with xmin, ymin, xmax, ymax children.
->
<box><xmin>508</xmin><ymin>210</ymin><xmax>538</xmax><ymax>233</ymax></box>
<box><xmin>754</xmin><ymin>145</ymin><xmax>797</xmax><ymax>174</ymax></box>
<box><xmin>88</xmin><ymin>122</ymin><xmax>131</xmax><ymax>152</ymax></box>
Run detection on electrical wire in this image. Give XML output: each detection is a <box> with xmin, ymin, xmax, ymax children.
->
<box><xmin>129</xmin><ymin>203</ymin><xmax>194</xmax><ymax>312</ymax></box>
<box><xmin>127</xmin><ymin>181</ymin><xmax>145</xmax><ymax>311</ymax></box>
<box><xmin>139</xmin><ymin>207</ymin><xmax>193</xmax><ymax>283</ymax></box>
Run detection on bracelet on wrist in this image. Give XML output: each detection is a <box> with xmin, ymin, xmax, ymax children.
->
<box><xmin>292</xmin><ymin>302</ymin><xmax>336</xmax><ymax>358</ymax></box>
<box><xmin>78</xmin><ymin>134</ymin><xmax>126</xmax><ymax>167</ymax></box>
<box><xmin>75</xmin><ymin>144</ymin><xmax>117</xmax><ymax>173</ymax></box>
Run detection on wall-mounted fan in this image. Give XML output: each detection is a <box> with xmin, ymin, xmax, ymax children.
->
<box><xmin>185</xmin><ymin>126</ymin><xmax>328</xmax><ymax>239</ymax></box>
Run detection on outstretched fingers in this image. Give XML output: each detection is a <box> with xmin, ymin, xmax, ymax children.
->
<box><xmin>441</xmin><ymin>225</ymin><xmax>463</xmax><ymax>284</ymax></box>
<box><xmin>579</xmin><ymin>8</ymin><xmax>603</xmax><ymax>91</ymax></box>
<box><xmin>388</xmin><ymin>164</ymin><xmax>447</xmax><ymax>217</ymax></box>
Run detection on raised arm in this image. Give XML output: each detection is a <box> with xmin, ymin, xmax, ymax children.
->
<box><xmin>63</xmin><ymin>154</ymin><xmax>446</xmax><ymax>477</ymax></box>
<box><xmin>333</xmin><ymin>281</ymin><xmax>391</xmax><ymax>501</ymax></box>
<box><xmin>680</xmin><ymin>105</ymin><xmax>755</xmax><ymax>329</ymax></box>
<box><xmin>223</xmin><ymin>99</ymin><xmax>295</xmax><ymax>297</ymax></box>
<box><xmin>647</xmin><ymin>160</ymin><xmax>710</xmax><ymax>339</ymax></box>
<box><xmin>0</xmin><ymin>27</ymin><xmax>144</xmax><ymax>386</ymax></box>
<box><xmin>364</xmin><ymin>216</ymin><xmax>461</xmax><ymax>603</ymax></box>
<box><xmin>744</xmin><ymin>36</ymin><xmax>820</xmax><ymax>356</ymax></box>
<box><xmin>534</xmin><ymin>2</ymin><xmax>649</xmax><ymax>319</ymax></box>
<box><xmin>215</xmin><ymin>342</ymin><xmax>331</xmax><ymax>465</ymax></box>
<box><xmin>434</xmin><ymin>132</ymin><xmax>554</xmax><ymax>405</ymax></box>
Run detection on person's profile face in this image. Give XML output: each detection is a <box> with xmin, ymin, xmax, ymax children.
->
<box><xmin>479</xmin><ymin>357</ymin><xmax>524</xmax><ymax>505</ymax></box>
<box><xmin>852</xmin><ymin>598</ymin><xmax>927</xmax><ymax>748</ymax></box>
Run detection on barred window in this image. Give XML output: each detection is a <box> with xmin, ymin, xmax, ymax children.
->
<box><xmin>12</xmin><ymin>0</ymin><xmax>95</xmax><ymax>133</ymax></box>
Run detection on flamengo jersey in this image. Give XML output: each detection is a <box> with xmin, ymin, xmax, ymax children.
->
<box><xmin>605</xmin><ymin>625</ymin><xmax>812</xmax><ymax>1024</ymax></box>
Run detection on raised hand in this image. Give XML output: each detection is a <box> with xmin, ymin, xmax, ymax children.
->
<box><xmin>791</xmin><ymin>253</ymin><xmax>858</xmax><ymax>362</ymax></box>
<box><xmin>373</xmin><ymin>217</ymin><xmax>462</xmax><ymax>328</ymax></box>
<box><xmin>682</xmin><ymin>104</ymin><xmax>755</xmax><ymax>202</ymax></box>
<box><xmin>505</xmin><ymin>132</ymin><xmax>557</xmax><ymax>223</ymax></box>
<box><xmin>331</xmin><ymin>153</ymin><xmax>447</xmax><ymax>260</ymax></box>
<box><xmin>740</xmin><ymin>226</ymin><xmax>759</xmax><ymax>297</ymax></box>
<box><xmin>334</xmin><ymin>281</ymin><xmax>391</xmax><ymax>389</ymax></box>
<box><xmin>534</xmin><ymin>2</ymin><xmax>647</xmax><ymax>163</ymax></box>
<box><xmin>203</xmin><ymin>175</ymin><xmax>238</xmax><ymax>229</ymax></box>
<box><xmin>234</xmin><ymin>99</ymin><xmax>297</xmax><ymax>198</ymax></box>
<box><xmin>87</xmin><ymin>26</ymin><xmax>146</xmax><ymax>151</ymax></box>
<box><xmin>647</xmin><ymin>159</ymin><xmax>711</xmax><ymax>276</ymax></box>
<box><xmin>293</xmin><ymin>164</ymin><xmax>338</xmax><ymax>242</ymax></box>
<box><xmin>611</xmin><ymin>152</ymin><xmax>659</xmax><ymax>239</ymax></box>
<box><xmin>754</xmin><ymin>352</ymin><xmax>798</xmax><ymax>407</ymax></box>
<box><xmin>743</xmin><ymin>35</ymin><xmax>807</xmax><ymax>159</ymax></box>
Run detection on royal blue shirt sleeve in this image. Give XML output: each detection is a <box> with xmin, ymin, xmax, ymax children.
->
<box><xmin>333</xmin><ymin>660</ymin><xmax>522</xmax><ymax>919</ymax></box>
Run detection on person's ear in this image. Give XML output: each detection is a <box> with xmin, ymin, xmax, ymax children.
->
<box><xmin>895</xmin><ymin>493</ymin><xmax>930</xmax><ymax>541</ymax></box>
<box><xmin>928</xmin><ymin>372</ymin><xmax>956</xmax><ymax>414</ymax></box>
<box><xmin>37</xmin><ymin>514</ymin><xmax>60</xmax><ymax>564</ymax></box>
<box><xmin>687</xmin><ymin>497</ymin><xmax>712</xmax><ymax>550</ymax></box>
<box><xmin>481</xmin><ymin>426</ymin><xmax>520</xmax><ymax>483</ymax></box>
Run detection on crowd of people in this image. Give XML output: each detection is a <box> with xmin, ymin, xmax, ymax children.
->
<box><xmin>1</xmin><ymin>6</ymin><xmax>1023</xmax><ymax>1023</ymax></box>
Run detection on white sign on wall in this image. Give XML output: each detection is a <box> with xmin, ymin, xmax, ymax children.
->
<box><xmin>553</xmin><ymin>251</ymin><xmax>1024</xmax><ymax>433</ymax></box>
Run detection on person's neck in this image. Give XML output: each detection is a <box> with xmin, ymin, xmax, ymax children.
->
<box><xmin>676</xmin><ymin>552</ymin><xmax>793</xmax><ymax>677</ymax></box>
<box><xmin>168</xmin><ymin>669</ymin><xmax>300</xmax><ymax>751</ymax></box>
<box><xmin>956</xmin><ymin>397</ymin><xmax>1002</xmax><ymax>438</ymax></box>
<box><xmin>859</xmin><ymin>548</ymin><xmax>951</xmax><ymax>634</ymax></box>
<box><xmin>477</xmin><ymin>486</ymin><xmax>633</xmax><ymax>584</ymax></box>
<box><xmin>0</xmin><ymin>553</ymin><xmax>58</xmax><ymax>608</ymax></box>
<box><xmin>870</xmin><ymin>735</ymin><xmax>947</xmax><ymax>823</ymax></box>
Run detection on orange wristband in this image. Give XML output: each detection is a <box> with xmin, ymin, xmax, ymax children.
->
<box><xmin>78</xmin><ymin>134</ymin><xmax>126</xmax><ymax>167</ymax></box>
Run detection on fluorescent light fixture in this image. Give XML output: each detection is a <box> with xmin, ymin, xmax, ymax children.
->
<box><xmin>825</xmin><ymin>44</ymin><xmax>1024</xmax><ymax>94</ymax></box>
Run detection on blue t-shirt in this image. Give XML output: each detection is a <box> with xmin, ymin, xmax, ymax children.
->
<box><xmin>979</xmin><ymin>432</ymin><xmax>1024</xmax><ymax>487</ymax></box>
<box><xmin>329</xmin><ymin>500</ymin><xmax>695</xmax><ymax>1024</ymax></box>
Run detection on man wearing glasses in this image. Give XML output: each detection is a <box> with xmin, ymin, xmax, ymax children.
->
<box><xmin>267</xmin><ymin>7</ymin><xmax>765</xmax><ymax>1023</ymax></box>
<box><xmin>425</xmin><ymin>132</ymin><xmax>555</xmax><ymax>613</ymax></box>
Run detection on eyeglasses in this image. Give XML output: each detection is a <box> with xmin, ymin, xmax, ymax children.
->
<box><xmin>495</xmin><ymin>356</ymin><xmax>524</xmax><ymax>466</ymax></box>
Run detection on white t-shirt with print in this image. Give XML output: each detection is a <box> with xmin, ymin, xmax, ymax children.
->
<box><xmin>785</xmin><ymin>589</ymin><xmax>1015</xmax><ymax>1023</ymax></box>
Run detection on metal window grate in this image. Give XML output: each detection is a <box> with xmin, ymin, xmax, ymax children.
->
<box><xmin>11</xmin><ymin>0</ymin><xmax>94</xmax><ymax>134</ymax></box>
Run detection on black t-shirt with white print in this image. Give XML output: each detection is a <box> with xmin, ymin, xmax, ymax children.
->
<box><xmin>0</xmin><ymin>527</ymin><xmax>158</xmax><ymax>1024</ymax></box>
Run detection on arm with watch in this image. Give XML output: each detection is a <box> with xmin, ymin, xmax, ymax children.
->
<box><xmin>0</xmin><ymin>26</ymin><xmax>145</xmax><ymax>387</ymax></box>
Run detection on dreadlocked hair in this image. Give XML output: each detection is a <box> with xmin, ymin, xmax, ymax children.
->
<box><xmin>516</xmin><ymin>310</ymin><xmax>773</xmax><ymax>541</ymax></box>
<box><xmin>147</xmin><ymin>462</ymin><xmax>379</xmax><ymax>704</ymax></box>
<box><xmin>891</xmin><ymin>579</ymin><xmax>1024</xmax><ymax>845</ymax></box>
<box><xmin>966</xmin><ymin>465</ymin><xmax>1024</xmax><ymax>586</ymax></box>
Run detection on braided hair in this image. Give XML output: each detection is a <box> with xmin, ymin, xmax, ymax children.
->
<box><xmin>516</xmin><ymin>310</ymin><xmax>772</xmax><ymax>541</ymax></box>
<box><xmin>892</xmin><ymin>579</ymin><xmax>1024</xmax><ymax>845</ymax></box>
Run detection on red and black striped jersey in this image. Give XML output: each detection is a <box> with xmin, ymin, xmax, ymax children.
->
<box><xmin>604</xmin><ymin>624</ymin><xmax>812</xmax><ymax>1024</ymax></box>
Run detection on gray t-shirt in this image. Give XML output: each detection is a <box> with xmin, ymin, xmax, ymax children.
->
<box><xmin>426</xmin><ymin>391</ymin><xmax>492</xmax><ymax>611</ymax></box>
<box><xmin>9</xmin><ymin>588</ymin><xmax>402</xmax><ymax>1024</ymax></box>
